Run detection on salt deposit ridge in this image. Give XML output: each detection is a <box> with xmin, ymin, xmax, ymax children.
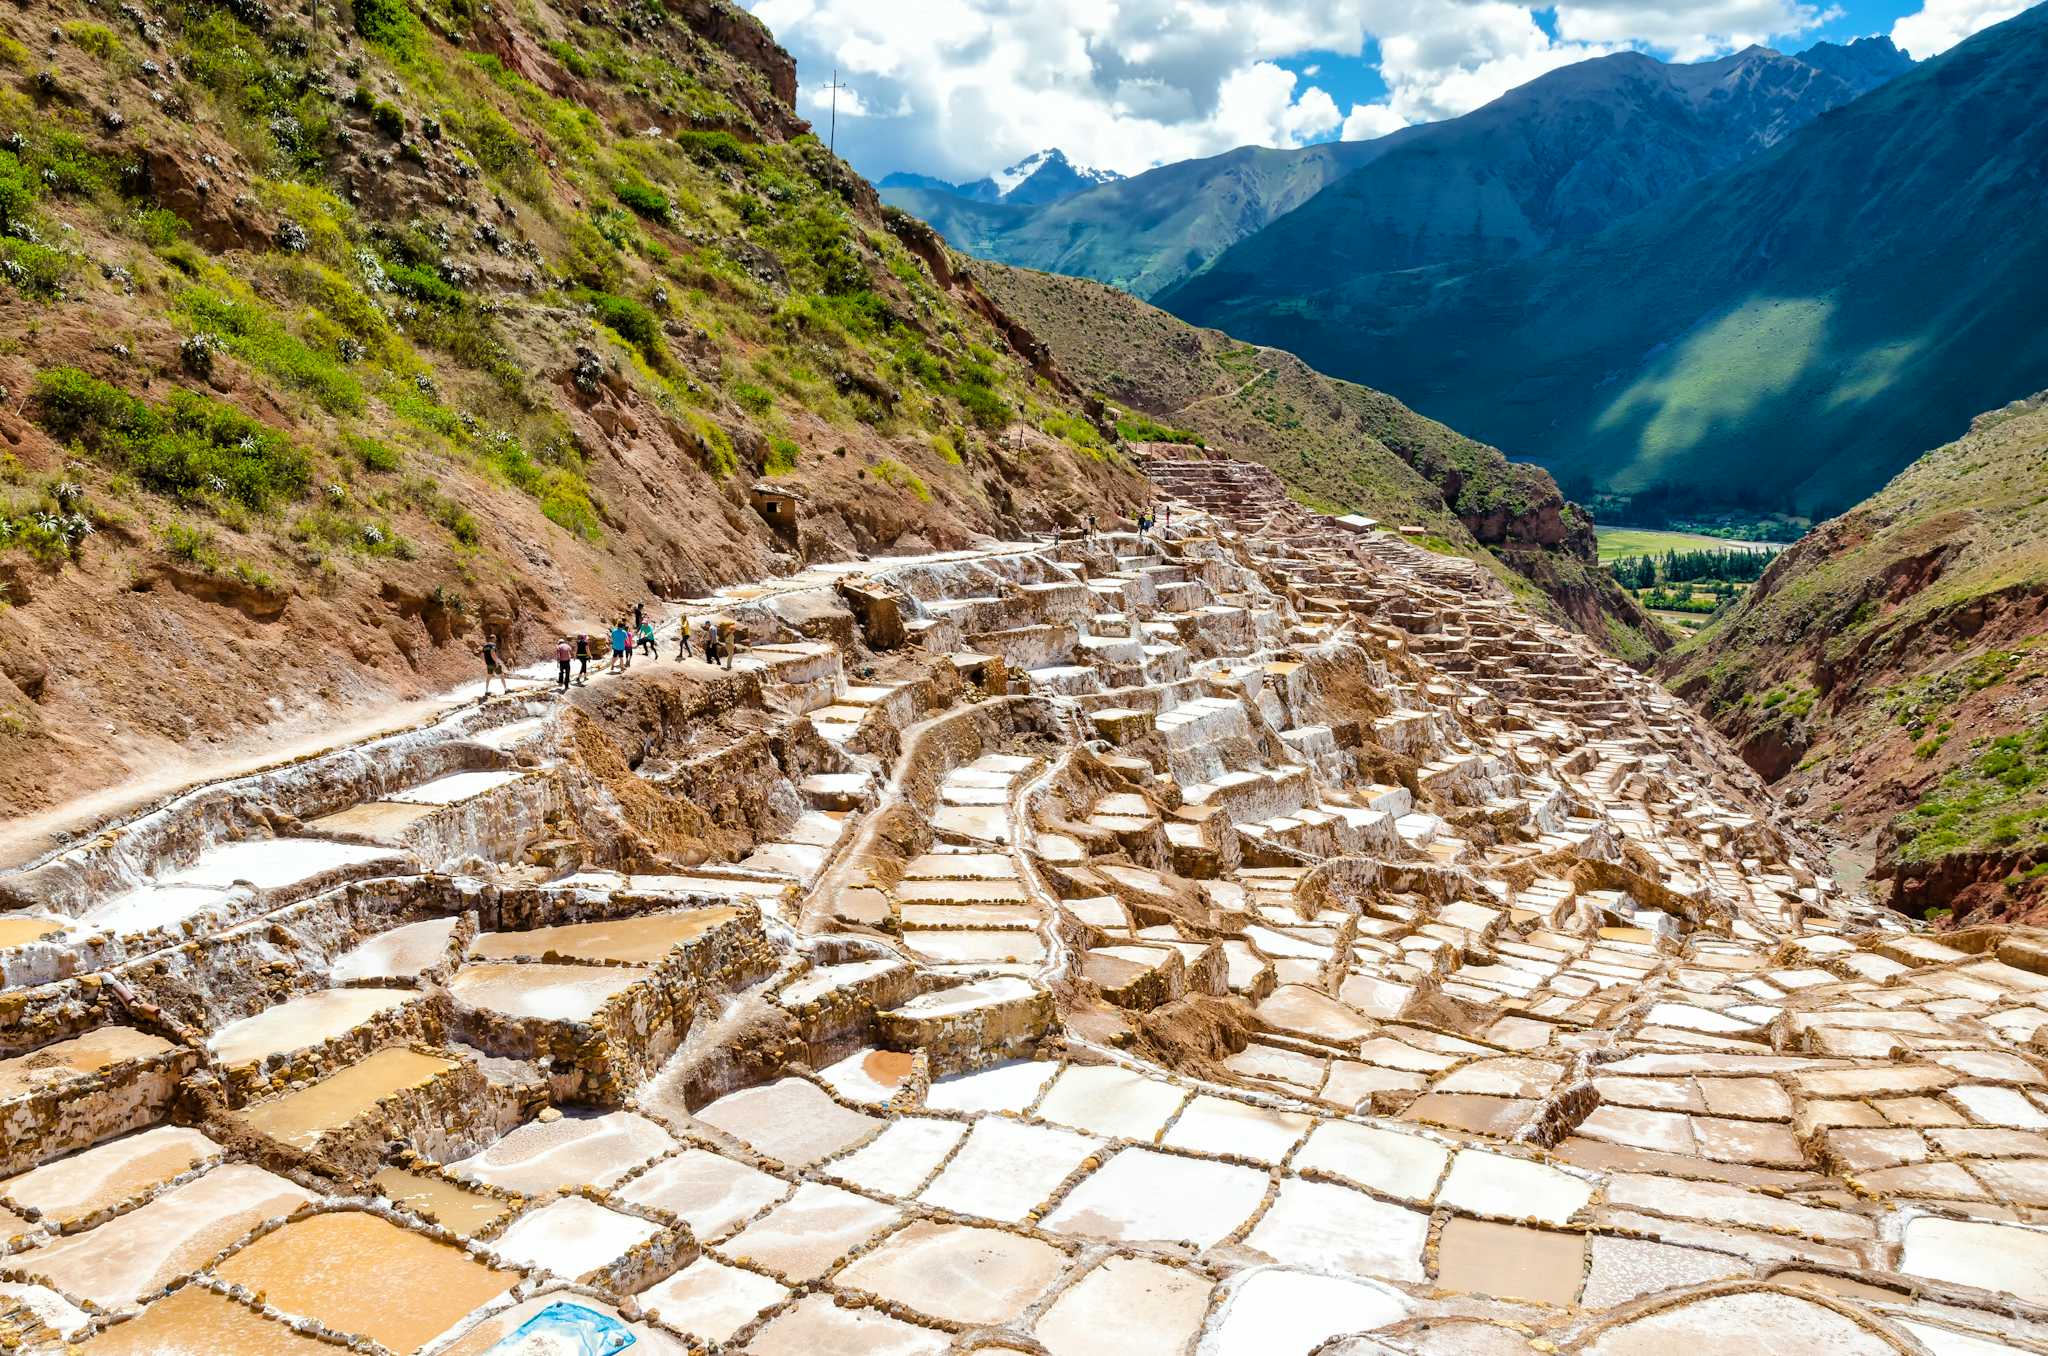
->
<box><xmin>1</xmin><ymin>449</ymin><xmax>2045</xmax><ymax>1354</ymax></box>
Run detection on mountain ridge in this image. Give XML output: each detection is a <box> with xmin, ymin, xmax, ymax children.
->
<box><xmin>892</xmin><ymin>37</ymin><xmax>1910</xmax><ymax>302</ymax></box>
<box><xmin>1163</xmin><ymin>8</ymin><xmax>2045</xmax><ymax>517</ymax></box>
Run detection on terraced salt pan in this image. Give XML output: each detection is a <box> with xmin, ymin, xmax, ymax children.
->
<box><xmin>370</xmin><ymin>1166</ymin><xmax>510</xmax><ymax>1236</ymax></box>
<box><xmin>386</xmin><ymin>769</ymin><xmax>526</xmax><ymax>804</ymax></box>
<box><xmin>1436</xmin><ymin>1149</ymin><xmax>1593</xmax><ymax>1226</ymax></box>
<box><xmin>639</xmin><ymin>1256</ymin><xmax>790</xmax><ymax>1343</ymax></box>
<box><xmin>1041</xmin><ymin>1147</ymin><xmax>1267</xmax><ymax>1248</ymax></box>
<box><xmin>1033</xmin><ymin>1255</ymin><xmax>1212</xmax><ymax>1356</ymax></box>
<box><xmin>0</xmin><ymin>1125</ymin><xmax>219</xmax><ymax>1227</ymax></box>
<box><xmin>214</xmin><ymin>1210</ymin><xmax>517</xmax><ymax>1353</ymax></box>
<box><xmin>78</xmin><ymin>883</ymin><xmax>240</xmax><ymax>935</ymax></box>
<box><xmin>237</xmin><ymin>1047</ymin><xmax>457</xmax><ymax>1148</ymax></box>
<box><xmin>1243</xmin><ymin>1178</ymin><xmax>1428</xmax><ymax>1281</ymax></box>
<box><xmin>826</xmin><ymin>1117</ymin><xmax>965</xmax><ymax>1197</ymax></box>
<box><xmin>919</xmin><ymin>1117</ymin><xmax>1099</xmax><ymax>1222</ymax></box>
<box><xmin>76</xmin><ymin>1284</ymin><xmax>335</xmax><ymax>1354</ymax></box>
<box><xmin>1161</xmin><ymin>1095</ymin><xmax>1312</xmax><ymax>1164</ymax></box>
<box><xmin>1580</xmin><ymin>1237</ymin><xmax>1750</xmax><ymax>1308</ymax></box>
<box><xmin>1290</xmin><ymin>1120</ymin><xmax>1449</xmax><ymax>1203</ymax></box>
<box><xmin>451</xmin><ymin>1111</ymin><xmax>674</xmax><ymax>1193</ymax></box>
<box><xmin>467</xmin><ymin>906</ymin><xmax>742</xmax><ymax>964</ymax></box>
<box><xmin>0</xmin><ymin>915</ymin><xmax>64</xmax><ymax>950</ymax></box>
<box><xmin>305</xmin><ymin>801</ymin><xmax>440</xmax><ymax>842</ymax></box>
<box><xmin>1035</xmin><ymin>1063</ymin><xmax>1189</xmax><ymax>1140</ymax></box>
<box><xmin>1581</xmin><ymin>1290</ymin><xmax>1901</xmax><ymax>1354</ymax></box>
<box><xmin>164</xmin><ymin>838</ymin><xmax>399</xmax><ymax>890</ymax></box>
<box><xmin>697</xmin><ymin>1077</ymin><xmax>883</xmax><ymax>1167</ymax></box>
<box><xmin>1199</xmin><ymin>1269</ymin><xmax>1408</xmax><ymax>1356</ymax></box>
<box><xmin>328</xmin><ymin>917</ymin><xmax>458</xmax><ymax>983</ymax></box>
<box><xmin>619</xmin><ymin>1147</ymin><xmax>791</xmax><ymax>1239</ymax></box>
<box><xmin>1435</xmin><ymin>1217</ymin><xmax>1586</xmax><ymax>1306</ymax></box>
<box><xmin>717</xmin><ymin>1180</ymin><xmax>899</xmax><ymax>1281</ymax></box>
<box><xmin>205</xmin><ymin>987</ymin><xmax>416</xmax><ymax>1066</ymax></box>
<box><xmin>817</xmin><ymin>1048</ymin><xmax>918</xmax><ymax>1105</ymax></box>
<box><xmin>840</xmin><ymin>1219</ymin><xmax>1068</xmax><ymax>1326</ymax></box>
<box><xmin>743</xmin><ymin>1291</ymin><xmax>948</xmax><ymax>1356</ymax></box>
<box><xmin>445</xmin><ymin>962</ymin><xmax>648</xmax><ymax>1021</ymax></box>
<box><xmin>13</xmin><ymin>1163</ymin><xmax>311</xmax><ymax>1306</ymax></box>
<box><xmin>1901</xmin><ymin>1216</ymin><xmax>2048</xmax><ymax>1302</ymax></box>
<box><xmin>490</xmin><ymin>1196</ymin><xmax>661</xmax><ymax>1279</ymax></box>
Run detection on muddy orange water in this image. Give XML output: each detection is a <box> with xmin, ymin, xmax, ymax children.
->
<box><xmin>469</xmin><ymin>906</ymin><xmax>741</xmax><ymax>965</ymax></box>
<box><xmin>370</xmin><ymin>1166</ymin><xmax>512</xmax><ymax>1237</ymax></box>
<box><xmin>0</xmin><ymin>916</ymin><xmax>62</xmax><ymax>948</ymax></box>
<box><xmin>237</xmin><ymin>1048</ymin><xmax>456</xmax><ymax>1149</ymax></box>
<box><xmin>79</xmin><ymin>1284</ymin><xmax>338</xmax><ymax>1354</ymax></box>
<box><xmin>215</xmin><ymin>1210</ymin><xmax>517</xmax><ymax>1351</ymax></box>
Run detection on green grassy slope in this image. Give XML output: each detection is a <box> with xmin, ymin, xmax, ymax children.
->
<box><xmin>1663</xmin><ymin>392</ymin><xmax>2048</xmax><ymax>917</ymax></box>
<box><xmin>1164</xmin><ymin>7</ymin><xmax>2048</xmax><ymax>518</ymax></box>
<box><xmin>972</xmin><ymin>259</ymin><xmax>1667</xmax><ymax>662</ymax></box>
<box><xmin>0</xmin><ymin>0</ymin><xmax>1150</xmax><ymax>813</ymax></box>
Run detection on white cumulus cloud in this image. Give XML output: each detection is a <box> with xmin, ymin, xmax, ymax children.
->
<box><xmin>1890</xmin><ymin>0</ymin><xmax>2027</xmax><ymax>55</ymax></box>
<box><xmin>747</xmin><ymin>0</ymin><xmax>1841</xmax><ymax>179</ymax></box>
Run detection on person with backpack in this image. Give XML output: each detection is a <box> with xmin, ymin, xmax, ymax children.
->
<box><xmin>554</xmin><ymin>637</ymin><xmax>572</xmax><ymax>693</ymax></box>
<box><xmin>574</xmin><ymin>633</ymin><xmax>592</xmax><ymax>685</ymax></box>
<box><xmin>480</xmin><ymin>634</ymin><xmax>511</xmax><ymax>700</ymax></box>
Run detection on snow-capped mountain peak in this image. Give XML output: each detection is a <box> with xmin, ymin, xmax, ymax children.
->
<box><xmin>880</xmin><ymin>149</ymin><xmax>1123</xmax><ymax>207</ymax></box>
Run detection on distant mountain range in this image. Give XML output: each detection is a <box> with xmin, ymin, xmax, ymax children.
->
<box><xmin>1164</xmin><ymin>9</ymin><xmax>2048</xmax><ymax>516</ymax></box>
<box><xmin>888</xmin><ymin>39</ymin><xmax>1910</xmax><ymax>302</ymax></box>
<box><xmin>880</xmin><ymin>149</ymin><xmax>1122</xmax><ymax>207</ymax></box>
<box><xmin>882</xmin><ymin>140</ymin><xmax>1383</xmax><ymax>300</ymax></box>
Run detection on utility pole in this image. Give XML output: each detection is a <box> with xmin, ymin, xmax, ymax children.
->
<box><xmin>825</xmin><ymin>68</ymin><xmax>845</xmax><ymax>158</ymax></box>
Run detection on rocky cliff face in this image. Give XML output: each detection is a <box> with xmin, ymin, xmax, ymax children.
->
<box><xmin>1663</xmin><ymin>392</ymin><xmax>2048</xmax><ymax>923</ymax></box>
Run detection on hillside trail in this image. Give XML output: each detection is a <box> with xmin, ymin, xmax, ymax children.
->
<box><xmin>1176</xmin><ymin>356</ymin><xmax>1276</xmax><ymax>417</ymax></box>
<box><xmin>0</xmin><ymin>538</ymin><xmax>1051</xmax><ymax>873</ymax></box>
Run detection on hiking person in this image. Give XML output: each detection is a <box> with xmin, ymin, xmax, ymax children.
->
<box><xmin>632</xmin><ymin>599</ymin><xmax>645</xmax><ymax>632</ymax></box>
<box><xmin>574</xmin><ymin>633</ymin><xmax>592</xmax><ymax>685</ymax></box>
<box><xmin>554</xmin><ymin>637</ymin><xmax>572</xmax><ymax>693</ymax></box>
<box><xmin>480</xmin><ymin>634</ymin><xmax>511</xmax><ymax>700</ymax></box>
<box><xmin>609</xmin><ymin>620</ymin><xmax>629</xmax><ymax>674</ymax></box>
<box><xmin>637</xmin><ymin>620</ymin><xmax>656</xmax><ymax>658</ymax></box>
<box><xmin>713</xmin><ymin>615</ymin><xmax>739</xmax><ymax>671</ymax></box>
<box><xmin>675</xmin><ymin>620</ymin><xmax>692</xmax><ymax>661</ymax></box>
<box><xmin>1085</xmin><ymin>512</ymin><xmax>1096</xmax><ymax>539</ymax></box>
<box><xmin>1137</xmin><ymin>510</ymin><xmax>1149</xmax><ymax>543</ymax></box>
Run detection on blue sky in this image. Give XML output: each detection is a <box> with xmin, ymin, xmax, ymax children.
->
<box><xmin>747</xmin><ymin>0</ymin><xmax>2029</xmax><ymax>183</ymax></box>
<box><xmin>1261</xmin><ymin>0</ymin><xmax>1925</xmax><ymax>134</ymax></box>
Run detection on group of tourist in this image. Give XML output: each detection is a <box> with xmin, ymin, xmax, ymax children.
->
<box><xmin>1082</xmin><ymin>504</ymin><xmax>1173</xmax><ymax>541</ymax></box>
<box><xmin>480</xmin><ymin>601</ymin><xmax>747</xmax><ymax>701</ymax></box>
